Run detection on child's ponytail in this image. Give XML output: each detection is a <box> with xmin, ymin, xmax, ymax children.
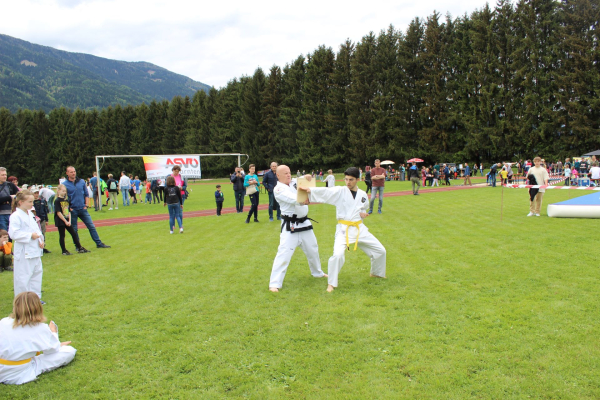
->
<box><xmin>12</xmin><ymin>190</ymin><xmax>33</xmax><ymax>213</ymax></box>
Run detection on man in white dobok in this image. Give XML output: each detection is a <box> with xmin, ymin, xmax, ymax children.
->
<box><xmin>300</xmin><ymin>167</ymin><xmax>386</xmax><ymax>292</ymax></box>
<box><xmin>268</xmin><ymin>165</ymin><xmax>327</xmax><ymax>292</ymax></box>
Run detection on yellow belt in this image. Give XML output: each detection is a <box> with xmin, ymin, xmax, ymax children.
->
<box><xmin>0</xmin><ymin>352</ymin><xmax>41</xmax><ymax>366</ymax></box>
<box><xmin>338</xmin><ymin>220</ymin><xmax>361</xmax><ymax>251</ymax></box>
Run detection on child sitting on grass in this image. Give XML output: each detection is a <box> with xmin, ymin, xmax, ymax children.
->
<box><xmin>215</xmin><ymin>185</ymin><xmax>224</xmax><ymax>216</ymax></box>
<box><xmin>0</xmin><ymin>229</ymin><xmax>13</xmax><ymax>272</ymax></box>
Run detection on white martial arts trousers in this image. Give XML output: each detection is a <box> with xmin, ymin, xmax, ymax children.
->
<box><xmin>0</xmin><ymin>346</ymin><xmax>77</xmax><ymax>385</ymax></box>
<box><xmin>14</xmin><ymin>257</ymin><xmax>43</xmax><ymax>299</ymax></box>
<box><xmin>269</xmin><ymin>229</ymin><xmax>325</xmax><ymax>289</ymax></box>
<box><xmin>328</xmin><ymin>229</ymin><xmax>386</xmax><ymax>288</ymax></box>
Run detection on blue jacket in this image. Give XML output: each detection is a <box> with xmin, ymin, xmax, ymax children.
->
<box><xmin>33</xmin><ymin>198</ymin><xmax>49</xmax><ymax>222</ymax></box>
<box><xmin>63</xmin><ymin>177</ymin><xmax>89</xmax><ymax>210</ymax></box>
<box><xmin>262</xmin><ymin>170</ymin><xmax>278</xmax><ymax>192</ymax></box>
<box><xmin>215</xmin><ymin>190</ymin><xmax>224</xmax><ymax>203</ymax></box>
<box><xmin>90</xmin><ymin>176</ymin><xmax>98</xmax><ymax>191</ymax></box>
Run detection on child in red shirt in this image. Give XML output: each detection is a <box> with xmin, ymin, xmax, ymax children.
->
<box><xmin>145</xmin><ymin>180</ymin><xmax>152</xmax><ymax>204</ymax></box>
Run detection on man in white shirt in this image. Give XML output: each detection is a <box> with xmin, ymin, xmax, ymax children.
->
<box><xmin>118</xmin><ymin>171</ymin><xmax>131</xmax><ymax>206</ymax></box>
<box><xmin>38</xmin><ymin>186</ymin><xmax>55</xmax><ymax>213</ymax></box>
<box><xmin>527</xmin><ymin>157</ymin><xmax>549</xmax><ymax>217</ymax></box>
<box><xmin>564</xmin><ymin>166</ymin><xmax>572</xmax><ymax>186</ymax></box>
<box><xmin>589</xmin><ymin>162</ymin><xmax>600</xmax><ymax>186</ymax></box>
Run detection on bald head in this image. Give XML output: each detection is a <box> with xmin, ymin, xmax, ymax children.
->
<box><xmin>276</xmin><ymin>165</ymin><xmax>291</xmax><ymax>185</ymax></box>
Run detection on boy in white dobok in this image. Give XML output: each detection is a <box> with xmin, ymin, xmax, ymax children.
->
<box><xmin>268</xmin><ymin>165</ymin><xmax>327</xmax><ymax>292</ymax></box>
<box><xmin>300</xmin><ymin>167</ymin><xmax>386</xmax><ymax>292</ymax></box>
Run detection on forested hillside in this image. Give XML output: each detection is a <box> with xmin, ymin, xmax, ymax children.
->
<box><xmin>0</xmin><ymin>34</ymin><xmax>211</xmax><ymax>112</ymax></box>
<box><xmin>0</xmin><ymin>0</ymin><xmax>598</xmax><ymax>182</ymax></box>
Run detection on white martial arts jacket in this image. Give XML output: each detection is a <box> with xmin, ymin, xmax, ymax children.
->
<box><xmin>8</xmin><ymin>209</ymin><xmax>44</xmax><ymax>260</ymax></box>
<box><xmin>0</xmin><ymin>317</ymin><xmax>61</xmax><ymax>384</ymax></box>
<box><xmin>309</xmin><ymin>186</ymin><xmax>370</xmax><ymax>243</ymax></box>
<box><xmin>274</xmin><ymin>179</ymin><xmax>313</xmax><ymax>232</ymax></box>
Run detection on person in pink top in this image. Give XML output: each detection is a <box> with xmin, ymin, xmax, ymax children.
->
<box><xmin>170</xmin><ymin>166</ymin><xmax>188</xmax><ymax>205</ymax></box>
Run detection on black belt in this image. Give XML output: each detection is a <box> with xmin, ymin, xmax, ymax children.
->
<box><xmin>280</xmin><ymin>214</ymin><xmax>318</xmax><ymax>233</ymax></box>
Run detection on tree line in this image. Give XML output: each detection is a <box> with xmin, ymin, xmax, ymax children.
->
<box><xmin>0</xmin><ymin>0</ymin><xmax>598</xmax><ymax>183</ymax></box>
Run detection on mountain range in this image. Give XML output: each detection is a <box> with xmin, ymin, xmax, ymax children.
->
<box><xmin>0</xmin><ymin>34</ymin><xmax>211</xmax><ymax>112</ymax></box>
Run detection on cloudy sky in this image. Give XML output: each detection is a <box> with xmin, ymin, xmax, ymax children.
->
<box><xmin>3</xmin><ymin>0</ymin><xmax>493</xmax><ymax>88</ymax></box>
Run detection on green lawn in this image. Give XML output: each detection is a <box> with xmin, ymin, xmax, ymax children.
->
<box><xmin>83</xmin><ymin>175</ymin><xmax>489</xmax><ymax>221</ymax></box>
<box><xmin>2</xmin><ymin>182</ymin><xmax>598</xmax><ymax>399</ymax></box>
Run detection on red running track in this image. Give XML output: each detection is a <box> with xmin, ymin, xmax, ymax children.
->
<box><xmin>46</xmin><ymin>184</ymin><xmax>484</xmax><ymax>232</ymax></box>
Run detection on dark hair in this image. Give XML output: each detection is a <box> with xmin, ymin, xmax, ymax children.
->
<box><xmin>216</xmin><ymin>184</ymin><xmax>221</xmax><ymax>188</ymax></box>
<box><xmin>172</xmin><ymin>165</ymin><xmax>181</xmax><ymax>172</ymax></box>
<box><xmin>344</xmin><ymin>167</ymin><xmax>360</xmax><ymax>179</ymax></box>
<box><xmin>166</xmin><ymin>176</ymin><xmax>176</xmax><ymax>186</ymax></box>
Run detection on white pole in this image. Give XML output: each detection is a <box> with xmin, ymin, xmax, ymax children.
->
<box><xmin>96</xmin><ymin>156</ymin><xmax>102</xmax><ymax>211</ymax></box>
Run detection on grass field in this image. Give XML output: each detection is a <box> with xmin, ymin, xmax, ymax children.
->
<box><xmin>1</xmin><ymin>178</ymin><xmax>599</xmax><ymax>399</ymax></box>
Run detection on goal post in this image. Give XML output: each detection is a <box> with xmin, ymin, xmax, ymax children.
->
<box><xmin>94</xmin><ymin>153</ymin><xmax>249</xmax><ymax>211</ymax></box>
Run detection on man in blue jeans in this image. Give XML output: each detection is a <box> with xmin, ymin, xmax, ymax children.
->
<box><xmin>90</xmin><ymin>171</ymin><xmax>99</xmax><ymax>211</ymax></box>
<box><xmin>64</xmin><ymin>166</ymin><xmax>111</xmax><ymax>250</ymax></box>
<box><xmin>489</xmin><ymin>163</ymin><xmax>500</xmax><ymax>187</ymax></box>
<box><xmin>368</xmin><ymin>159</ymin><xmax>387</xmax><ymax>214</ymax></box>
<box><xmin>230</xmin><ymin>167</ymin><xmax>245</xmax><ymax>213</ymax></box>
<box><xmin>119</xmin><ymin>171</ymin><xmax>131</xmax><ymax>206</ymax></box>
<box><xmin>262</xmin><ymin>162</ymin><xmax>281</xmax><ymax>221</ymax></box>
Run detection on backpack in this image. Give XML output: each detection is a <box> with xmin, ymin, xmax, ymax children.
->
<box><xmin>109</xmin><ymin>180</ymin><xmax>117</xmax><ymax>190</ymax></box>
<box><xmin>167</xmin><ymin>186</ymin><xmax>179</xmax><ymax>201</ymax></box>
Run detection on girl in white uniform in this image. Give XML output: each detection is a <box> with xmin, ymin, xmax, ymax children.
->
<box><xmin>8</xmin><ymin>190</ymin><xmax>45</xmax><ymax>300</ymax></box>
<box><xmin>301</xmin><ymin>167</ymin><xmax>386</xmax><ymax>292</ymax></box>
<box><xmin>0</xmin><ymin>292</ymin><xmax>77</xmax><ymax>385</ymax></box>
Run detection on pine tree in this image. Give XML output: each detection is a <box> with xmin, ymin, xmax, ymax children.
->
<box><xmin>556</xmin><ymin>0</ymin><xmax>600</xmax><ymax>156</ymax></box>
<box><xmin>210</xmin><ymin>82</ymin><xmax>242</xmax><ymax>173</ymax></box>
<box><xmin>511</xmin><ymin>0</ymin><xmax>561</xmax><ymax>158</ymax></box>
<box><xmin>419</xmin><ymin>11</ymin><xmax>453</xmax><ymax>160</ymax></box>
<box><xmin>324</xmin><ymin>39</ymin><xmax>353</xmax><ymax>168</ymax></box>
<box><xmin>399</xmin><ymin>18</ymin><xmax>425</xmax><ymax>160</ymax></box>
<box><xmin>48</xmin><ymin>107</ymin><xmax>73</xmax><ymax>178</ymax></box>
<box><xmin>13</xmin><ymin>109</ymin><xmax>35</xmax><ymax>180</ymax></box>
<box><xmin>30</xmin><ymin>110</ymin><xmax>51</xmax><ymax>182</ymax></box>
<box><xmin>298</xmin><ymin>46</ymin><xmax>336</xmax><ymax>169</ymax></box>
<box><xmin>372</xmin><ymin>26</ymin><xmax>406</xmax><ymax>163</ymax></box>
<box><xmin>0</xmin><ymin>109</ymin><xmax>17</xmax><ymax>175</ymax></box>
<box><xmin>241</xmin><ymin>68</ymin><xmax>266</xmax><ymax>166</ymax></box>
<box><xmin>347</xmin><ymin>34</ymin><xmax>377</xmax><ymax>164</ymax></box>
<box><xmin>278</xmin><ymin>56</ymin><xmax>306</xmax><ymax>167</ymax></box>
<box><xmin>261</xmin><ymin>66</ymin><xmax>283</xmax><ymax>163</ymax></box>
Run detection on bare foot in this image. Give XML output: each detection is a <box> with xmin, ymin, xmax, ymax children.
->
<box><xmin>327</xmin><ymin>285</ymin><xmax>335</xmax><ymax>292</ymax></box>
<box><xmin>269</xmin><ymin>287</ymin><xmax>279</xmax><ymax>292</ymax></box>
<box><xmin>370</xmin><ymin>274</ymin><xmax>387</xmax><ymax>278</ymax></box>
